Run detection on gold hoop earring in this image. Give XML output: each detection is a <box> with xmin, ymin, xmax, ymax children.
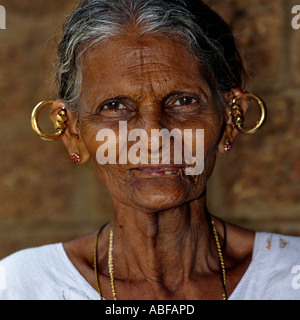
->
<box><xmin>31</xmin><ymin>100</ymin><xmax>68</xmax><ymax>141</ymax></box>
<box><xmin>231</xmin><ymin>93</ymin><xmax>267</xmax><ymax>134</ymax></box>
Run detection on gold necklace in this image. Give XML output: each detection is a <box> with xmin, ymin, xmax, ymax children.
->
<box><xmin>211</xmin><ymin>218</ymin><xmax>227</xmax><ymax>300</ymax></box>
<box><xmin>94</xmin><ymin>228</ymin><xmax>116</xmax><ymax>300</ymax></box>
<box><xmin>93</xmin><ymin>218</ymin><xmax>227</xmax><ymax>300</ymax></box>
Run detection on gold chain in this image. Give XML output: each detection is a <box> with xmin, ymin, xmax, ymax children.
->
<box><xmin>93</xmin><ymin>228</ymin><xmax>103</xmax><ymax>299</ymax></box>
<box><xmin>94</xmin><ymin>228</ymin><xmax>116</xmax><ymax>300</ymax></box>
<box><xmin>211</xmin><ymin>218</ymin><xmax>228</xmax><ymax>300</ymax></box>
<box><xmin>108</xmin><ymin>229</ymin><xmax>117</xmax><ymax>300</ymax></box>
<box><xmin>94</xmin><ymin>218</ymin><xmax>227</xmax><ymax>300</ymax></box>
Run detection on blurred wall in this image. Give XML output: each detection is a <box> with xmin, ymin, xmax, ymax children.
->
<box><xmin>0</xmin><ymin>0</ymin><xmax>299</xmax><ymax>259</ymax></box>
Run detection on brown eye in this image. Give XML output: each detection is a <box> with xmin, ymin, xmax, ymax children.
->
<box><xmin>102</xmin><ymin>101</ymin><xmax>126</xmax><ymax>110</ymax></box>
<box><xmin>95</xmin><ymin>96</ymin><xmax>136</xmax><ymax>118</ymax></box>
<box><xmin>174</xmin><ymin>96</ymin><xmax>197</xmax><ymax>106</ymax></box>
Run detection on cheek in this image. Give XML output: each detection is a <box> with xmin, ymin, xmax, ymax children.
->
<box><xmin>79</xmin><ymin>114</ymin><xmax>118</xmax><ymax>159</ymax></box>
<box><xmin>205</xmin><ymin>106</ymin><xmax>225</xmax><ymax>147</ymax></box>
<box><xmin>78</xmin><ymin>116</ymin><xmax>130</xmax><ymax>191</ymax></box>
<box><xmin>187</xmin><ymin>107</ymin><xmax>224</xmax><ymax>152</ymax></box>
<box><xmin>186</xmin><ymin>108</ymin><xmax>224</xmax><ymax>178</ymax></box>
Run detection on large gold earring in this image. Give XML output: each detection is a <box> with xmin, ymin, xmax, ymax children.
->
<box><xmin>31</xmin><ymin>100</ymin><xmax>68</xmax><ymax>141</ymax></box>
<box><xmin>231</xmin><ymin>93</ymin><xmax>267</xmax><ymax>134</ymax></box>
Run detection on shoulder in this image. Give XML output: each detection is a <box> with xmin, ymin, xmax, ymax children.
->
<box><xmin>0</xmin><ymin>243</ymin><xmax>63</xmax><ymax>279</ymax></box>
<box><xmin>0</xmin><ymin>244</ymin><xmax>98</xmax><ymax>300</ymax></box>
<box><xmin>0</xmin><ymin>244</ymin><xmax>67</xmax><ymax>299</ymax></box>
<box><xmin>253</xmin><ymin>232</ymin><xmax>300</xmax><ymax>268</ymax></box>
<box><xmin>0</xmin><ymin>243</ymin><xmax>63</xmax><ymax>267</ymax></box>
<box><xmin>230</xmin><ymin>232</ymin><xmax>300</xmax><ymax>300</ymax></box>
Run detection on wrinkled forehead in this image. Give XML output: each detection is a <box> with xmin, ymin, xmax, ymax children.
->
<box><xmin>80</xmin><ymin>34</ymin><xmax>211</xmax><ymax>102</ymax></box>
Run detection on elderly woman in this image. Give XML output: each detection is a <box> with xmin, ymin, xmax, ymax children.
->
<box><xmin>1</xmin><ymin>0</ymin><xmax>299</xmax><ymax>300</ymax></box>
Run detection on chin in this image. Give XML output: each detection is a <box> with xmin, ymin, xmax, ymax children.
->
<box><xmin>126</xmin><ymin>178</ymin><xmax>197</xmax><ymax>213</ymax></box>
<box><xmin>102</xmin><ymin>166</ymin><xmax>207</xmax><ymax>212</ymax></box>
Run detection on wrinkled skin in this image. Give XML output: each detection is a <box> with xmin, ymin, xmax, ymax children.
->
<box><xmin>50</xmin><ymin>33</ymin><xmax>254</xmax><ymax>300</ymax></box>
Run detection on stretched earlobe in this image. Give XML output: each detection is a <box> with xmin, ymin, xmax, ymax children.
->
<box><xmin>60</xmin><ymin>109</ymin><xmax>91</xmax><ymax>164</ymax></box>
<box><xmin>218</xmin><ymin>123</ymin><xmax>235</xmax><ymax>154</ymax></box>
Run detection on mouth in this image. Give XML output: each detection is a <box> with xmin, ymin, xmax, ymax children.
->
<box><xmin>131</xmin><ymin>165</ymin><xmax>184</xmax><ymax>176</ymax></box>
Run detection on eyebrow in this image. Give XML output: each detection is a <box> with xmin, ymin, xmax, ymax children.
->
<box><xmin>88</xmin><ymin>76</ymin><xmax>210</xmax><ymax>109</ymax></box>
<box><xmin>162</xmin><ymin>88</ymin><xmax>209</xmax><ymax>102</ymax></box>
<box><xmin>91</xmin><ymin>86</ymin><xmax>210</xmax><ymax>110</ymax></box>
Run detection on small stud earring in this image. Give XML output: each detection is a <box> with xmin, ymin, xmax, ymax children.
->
<box><xmin>71</xmin><ymin>153</ymin><xmax>81</xmax><ymax>163</ymax></box>
<box><xmin>224</xmin><ymin>139</ymin><xmax>233</xmax><ymax>153</ymax></box>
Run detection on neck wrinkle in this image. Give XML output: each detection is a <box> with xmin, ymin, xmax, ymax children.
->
<box><xmin>110</xmin><ymin>196</ymin><xmax>215</xmax><ymax>292</ymax></box>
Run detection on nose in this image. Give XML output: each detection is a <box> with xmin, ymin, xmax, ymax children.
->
<box><xmin>139</xmin><ymin>105</ymin><xmax>165</xmax><ymax>132</ymax></box>
<box><xmin>128</xmin><ymin>106</ymin><xmax>164</xmax><ymax>159</ymax></box>
<box><xmin>128</xmin><ymin>105</ymin><xmax>180</xmax><ymax>164</ymax></box>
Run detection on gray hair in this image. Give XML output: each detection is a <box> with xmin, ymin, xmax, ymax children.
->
<box><xmin>56</xmin><ymin>0</ymin><xmax>246</xmax><ymax>113</ymax></box>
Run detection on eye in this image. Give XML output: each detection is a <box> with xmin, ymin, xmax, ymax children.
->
<box><xmin>164</xmin><ymin>93</ymin><xmax>204</xmax><ymax>111</ymax></box>
<box><xmin>174</xmin><ymin>96</ymin><xmax>197</xmax><ymax>106</ymax></box>
<box><xmin>95</xmin><ymin>96</ymin><xmax>136</xmax><ymax>118</ymax></box>
<box><xmin>102</xmin><ymin>101</ymin><xmax>126</xmax><ymax>110</ymax></box>
<box><xmin>95</xmin><ymin>97</ymin><xmax>131</xmax><ymax>116</ymax></box>
<box><xmin>164</xmin><ymin>92</ymin><xmax>208</xmax><ymax>114</ymax></box>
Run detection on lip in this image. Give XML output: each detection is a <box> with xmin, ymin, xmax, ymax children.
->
<box><xmin>131</xmin><ymin>165</ymin><xmax>184</xmax><ymax>176</ymax></box>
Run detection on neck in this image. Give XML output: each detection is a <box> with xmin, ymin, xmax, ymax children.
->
<box><xmin>110</xmin><ymin>194</ymin><xmax>219</xmax><ymax>293</ymax></box>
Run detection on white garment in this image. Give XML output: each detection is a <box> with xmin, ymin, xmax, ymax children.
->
<box><xmin>0</xmin><ymin>232</ymin><xmax>300</xmax><ymax>300</ymax></box>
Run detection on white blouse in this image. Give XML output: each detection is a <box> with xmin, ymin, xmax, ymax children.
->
<box><xmin>1</xmin><ymin>232</ymin><xmax>300</xmax><ymax>300</ymax></box>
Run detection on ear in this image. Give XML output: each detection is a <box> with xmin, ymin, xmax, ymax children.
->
<box><xmin>49</xmin><ymin>99</ymin><xmax>90</xmax><ymax>164</ymax></box>
<box><xmin>218</xmin><ymin>88</ymin><xmax>250</xmax><ymax>154</ymax></box>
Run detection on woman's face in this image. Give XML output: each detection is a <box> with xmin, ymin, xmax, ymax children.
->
<box><xmin>77</xmin><ymin>33</ymin><xmax>225</xmax><ymax>212</ymax></box>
